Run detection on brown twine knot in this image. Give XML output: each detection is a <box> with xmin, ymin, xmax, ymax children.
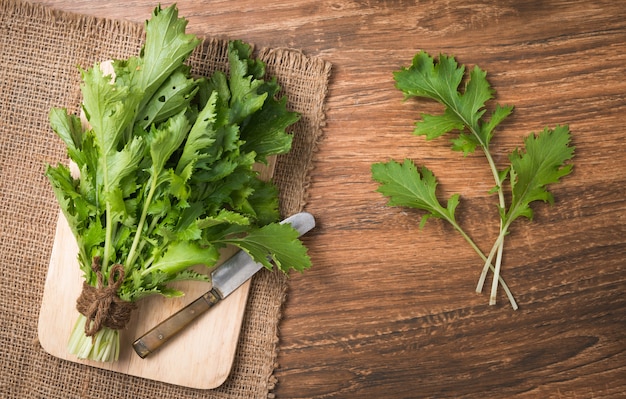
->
<box><xmin>76</xmin><ymin>257</ymin><xmax>136</xmax><ymax>337</ymax></box>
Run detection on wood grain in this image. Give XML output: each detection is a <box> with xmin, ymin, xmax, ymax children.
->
<box><xmin>35</xmin><ymin>0</ymin><xmax>626</xmax><ymax>397</ymax></box>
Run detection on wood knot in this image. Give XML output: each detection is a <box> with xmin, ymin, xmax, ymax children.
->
<box><xmin>75</xmin><ymin>257</ymin><xmax>136</xmax><ymax>336</ymax></box>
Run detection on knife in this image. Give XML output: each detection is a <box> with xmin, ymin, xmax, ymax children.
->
<box><xmin>132</xmin><ymin>212</ymin><xmax>315</xmax><ymax>358</ymax></box>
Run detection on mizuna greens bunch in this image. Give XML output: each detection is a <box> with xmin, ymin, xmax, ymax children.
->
<box><xmin>46</xmin><ymin>5</ymin><xmax>310</xmax><ymax>362</ymax></box>
<box><xmin>372</xmin><ymin>51</ymin><xmax>574</xmax><ymax>309</ymax></box>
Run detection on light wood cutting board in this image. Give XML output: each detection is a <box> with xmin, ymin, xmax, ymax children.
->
<box><xmin>39</xmin><ymin>155</ymin><xmax>275</xmax><ymax>389</ymax></box>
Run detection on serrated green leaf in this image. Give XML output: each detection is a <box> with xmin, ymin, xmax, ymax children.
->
<box><xmin>394</xmin><ymin>51</ymin><xmax>465</xmax><ymax>102</ymax></box>
<box><xmin>196</xmin><ymin>209</ymin><xmax>251</xmax><ymax>229</ymax></box>
<box><xmin>451</xmin><ymin>133</ymin><xmax>480</xmax><ymax>155</ymax></box>
<box><xmin>371</xmin><ymin>159</ymin><xmax>459</xmax><ymax>227</ymax></box>
<box><xmin>46</xmin><ymin>167</ymin><xmax>79</xmax><ymax>229</ymax></box>
<box><xmin>394</xmin><ymin>51</ymin><xmax>506</xmax><ymax>152</ymax></box>
<box><xmin>49</xmin><ymin>108</ymin><xmax>84</xmax><ymax>153</ymax></box>
<box><xmin>138</xmin><ymin>5</ymin><xmax>200</xmax><ymax>109</ymax></box>
<box><xmin>166</xmin><ymin>168</ymin><xmax>190</xmax><ymax>205</ymax></box>
<box><xmin>106</xmin><ymin>135</ymin><xmax>145</xmax><ymax>188</ymax></box>
<box><xmin>148</xmin><ymin>111</ymin><xmax>189</xmax><ymax>173</ymax></box>
<box><xmin>240</xmin><ymin>94</ymin><xmax>298</xmax><ymax>163</ymax></box>
<box><xmin>176</xmin><ymin>90</ymin><xmax>219</xmax><ymax>174</ymax></box>
<box><xmin>81</xmin><ymin>64</ymin><xmax>141</xmax><ymax>156</ymax></box>
<box><xmin>244</xmin><ymin>178</ymin><xmax>281</xmax><ymax>225</ymax></box>
<box><xmin>167</xmin><ymin>269</ymin><xmax>210</xmax><ymax>284</ymax></box>
<box><xmin>227</xmin><ymin>41</ymin><xmax>268</xmax><ymax>124</ymax></box>
<box><xmin>220</xmin><ymin>223</ymin><xmax>312</xmax><ymax>272</ymax></box>
<box><xmin>414</xmin><ymin>109</ymin><xmax>465</xmax><ymax>139</ymax></box>
<box><xmin>463</xmin><ymin>66</ymin><xmax>492</xmax><ymax>128</ymax></box>
<box><xmin>506</xmin><ymin>125</ymin><xmax>574</xmax><ymax>222</ymax></box>
<box><xmin>104</xmin><ymin>187</ymin><xmax>128</xmax><ymax>224</ymax></box>
<box><xmin>176</xmin><ymin>221</ymin><xmax>202</xmax><ymax>241</ymax></box>
<box><xmin>482</xmin><ymin>104</ymin><xmax>514</xmax><ymax>143</ymax></box>
<box><xmin>137</xmin><ymin>66</ymin><xmax>199</xmax><ymax>128</ymax></box>
<box><xmin>147</xmin><ymin>240</ymin><xmax>219</xmax><ymax>275</ymax></box>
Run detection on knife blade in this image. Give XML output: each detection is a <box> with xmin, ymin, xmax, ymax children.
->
<box><xmin>132</xmin><ymin>212</ymin><xmax>315</xmax><ymax>358</ymax></box>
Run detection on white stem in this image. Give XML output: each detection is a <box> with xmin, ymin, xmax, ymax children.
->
<box><xmin>490</xmin><ymin>233</ymin><xmax>506</xmax><ymax>305</ymax></box>
<box><xmin>476</xmin><ymin>219</ymin><xmax>514</xmax><ymax>306</ymax></box>
<box><xmin>67</xmin><ymin>314</ymin><xmax>120</xmax><ymax>362</ymax></box>
<box><xmin>449</xmin><ymin>220</ymin><xmax>518</xmax><ymax>309</ymax></box>
<box><xmin>476</xmin><ymin>228</ymin><xmax>506</xmax><ymax>293</ymax></box>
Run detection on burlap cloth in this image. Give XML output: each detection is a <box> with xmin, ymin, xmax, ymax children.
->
<box><xmin>0</xmin><ymin>0</ymin><xmax>331</xmax><ymax>397</ymax></box>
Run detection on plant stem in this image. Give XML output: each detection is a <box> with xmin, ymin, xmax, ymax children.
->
<box><xmin>477</xmin><ymin>148</ymin><xmax>508</xmax><ymax>305</ymax></box>
<box><xmin>132</xmin><ymin>217</ymin><xmax>162</xmax><ymax>271</ymax></box>
<box><xmin>67</xmin><ymin>314</ymin><xmax>120</xmax><ymax>362</ymax></box>
<box><xmin>102</xmin><ymin>203</ymin><xmax>114</xmax><ymax>272</ymax></box>
<box><xmin>451</xmin><ymin>128</ymin><xmax>508</xmax><ymax>305</ymax></box>
<box><xmin>476</xmin><ymin>218</ymin><xmax>513</xmax><ymax>305</ymax></box>
<box><xmin>443</xmin><ymin>100</ymin><xmax>509</xmax><ymax>304</ymax></box>
<box><xmin>125</xmin><ymin>171</ymin><xmax>159</xmax><ymax>270</ymax></box>
<box><xmin>448</xmin><ymin>219</ymin><xmax>518</xmax><ymax>310</ymax></box>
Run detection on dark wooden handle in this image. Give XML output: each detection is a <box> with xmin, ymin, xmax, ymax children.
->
<box><xmin>132</xmin><ymin>289</ymin><xmax>221</xmax><ymax>358</ymax></box>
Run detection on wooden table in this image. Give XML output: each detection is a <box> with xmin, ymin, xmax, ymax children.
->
<box><xmin>35</xmin><ymin>1</ymin><xmax>626</xmax><ymax>397</ymax></box>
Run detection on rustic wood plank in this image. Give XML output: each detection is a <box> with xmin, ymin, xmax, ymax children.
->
<box><xmin>35</xmin><ymin>0</ymin><xmax>626</xmax><ymax>397</ymax></box>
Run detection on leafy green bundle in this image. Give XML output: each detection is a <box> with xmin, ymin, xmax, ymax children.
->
<box><xmin>372</xmin><ymin>51</ymin><xmax>574</xmax><ymax>309</ymax></box>
<box><xmin>46</xmin><ymin>5</ymin><xmax>310</xmax><ymax>362</ymax></box>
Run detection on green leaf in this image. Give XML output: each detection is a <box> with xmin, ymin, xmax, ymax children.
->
<box><xmin>240</xmin><ymin>94</ymin><xmax>298</xmax><ymax>163</ymax></box>
<box><xmin>227</xmin><ymin>40</ymin><xmax>269</xmax><ymax>124</ymax></box>
<box><xmin>176</xmin><ymin>90</ymin><xmax>219</xmax><ymax>174</ymax></box>
<box><xmin>394</xmin><ymin>51</ymin><xmax>506</xmax><ymax>152</ymax></box>
<box><xmin>482</xmin><ymin>104</ymin><xmax>514</xmax><ymax>144</ymax></box>
<box><xmin>166</xmin><ymin>269</ymin><xmax>211</xmax><ymax>284</ymax></box>
<box><xmin>450</xmin><ymin>133</ymin><xmax>480</xmax><ymax>155</ymax></box>
<box><xmin>49</xmin><ymin>108</ymin><xmax>84</xmax><ymax>153</ymax></box>
<box><xmin>394</xmin><ymin>51</ymin><xmax>465</xmax><ymax>102</ymax></box>
<box><xmin>137</xmin><ymin>66</ymin><xmax>199</xmax><ymax>128</ymax></box>
<box><xmin>104</xmin><ymin>187</ymin><xmax>130</xmax><ymax>224</ymax></box>
<box><xmin>147</xmin><ymin>241</ymin><xmax>219</xmax><ymax>275</ymax></box>
<box><xmin>243</xmin><ymin>178</ymin><xmax>281</xmax><ymax>225</ymax></box>
<box><xmin>196</xmin><ymin>209</ymin><xmax>251</xmax><ymax>229</ymax></box>
<box><xmin>371</xmin><ymin>159</ymin><xmax>459</xmax><ymax>227</ymax></box>
<box><xmin>46</xmin><ymin>164</ymin><xmax>83</xmax><ymax>229</ymax></box>
<box><xmin>148</xmin><ymin>111</ymin><xmax>189</xmax><ymax>173</ymax></box>
<box><xmin>138</xmin><ymin>5</ymin><xmax>200</xmax><ymax>109</ymax></box>
<box><xmin>106</xmin><ymin>135</ymin><xmax>145</xmax><ymax>188</ymax></box>
<box><xmin>220</xmin><ymin>223</ymin><xmax>312</xmax><ymax>272</ymax></box>
<box><xmin>166</xmin><ymin>168</ymin><xmax>191</xmax><ymax>205</ymax></box>
<box><xmin>463</xmin><ymin>66</ymin><xmax>493</xmax><ymax>128</ymax></box>
<box><xmin>80</xmin><ymin>66</ymin><xmax>135</xmax><ymax>155</ymax></box>
<box><xmin>506</xmin><ymin>125</ymin><xmax>574</xmax><ymax>222</ymax></box>
<box><xmin>414</xmin><ymin>109</ymin><xmax>464</xmax><ymax>139</ymax></box>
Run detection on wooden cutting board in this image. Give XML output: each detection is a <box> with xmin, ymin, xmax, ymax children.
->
<box><xmin>39</xmin><ymin>158</ymin><xmax>275</xmax><ymax>389</ymax></box>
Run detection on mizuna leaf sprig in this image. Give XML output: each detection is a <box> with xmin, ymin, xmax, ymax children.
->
<box><xmin>372</xmin><ymin>51</ymin><xmax>574</xmax><ymax>309</ymax></box>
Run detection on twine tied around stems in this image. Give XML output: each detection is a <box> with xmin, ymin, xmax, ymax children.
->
<box><xmin>76</xmin><ymin>257</ymin><xmax>136</xmax><ymax>337</ymax></box>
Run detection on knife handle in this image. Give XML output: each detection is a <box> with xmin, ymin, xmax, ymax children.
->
<box><xmin>132</xmin><ymin>288</ymin><xmax>221</xmax><ymax>358</ymax></box>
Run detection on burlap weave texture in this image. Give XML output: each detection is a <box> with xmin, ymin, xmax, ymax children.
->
<box><xmin>0</xmin><ymin>0</ymin><xmax>331</xmax><ymax>397</ymax></box>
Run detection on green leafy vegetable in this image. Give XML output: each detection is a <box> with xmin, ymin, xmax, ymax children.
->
<box><xmin>372</xmin><ymin>51</ymin><xmax>574</xmax><ymax>309</ymax></box>
<box><xmin>371</xmin><ymin>160</ymin><xmax>460</xmax><ymax>230</ymax></box>
<box><xmin>47</xmin><ymin>5</ymin><xmax>310</xmax><ymax>362</ymax></box>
